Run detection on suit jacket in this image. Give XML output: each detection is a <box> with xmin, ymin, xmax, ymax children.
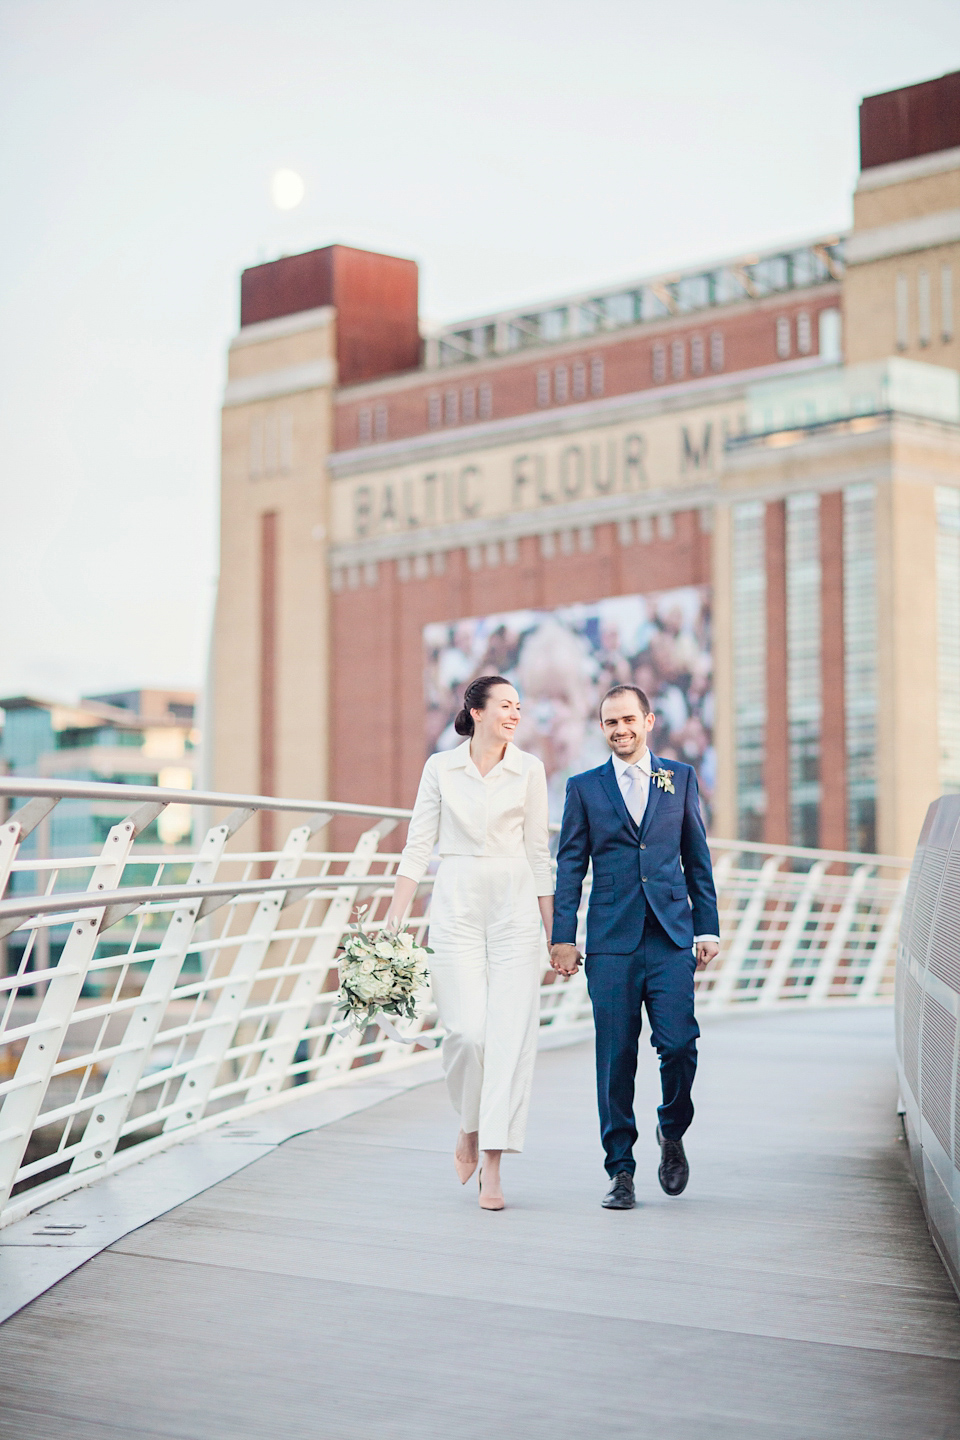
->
<box><xmin>552</xmin><ymin>753</ymin><xmax>719</xmax><ymax>953</ymax></box>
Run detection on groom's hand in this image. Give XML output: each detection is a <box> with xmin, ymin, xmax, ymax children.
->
<box><xmin>696</xmin><ymin>941</ymin><xmax>720</xmax><ymax>970</ymax></box>
<box><xmin>550</xmin><ymin>943</ymin><xmax>582</xmax><ymax>977</ymax></box>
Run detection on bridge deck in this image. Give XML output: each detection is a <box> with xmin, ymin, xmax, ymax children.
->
<box><xmin>1</xmin><ymin>1007</ymin><xmax>958</xmax><ymax>1439</ymax></box>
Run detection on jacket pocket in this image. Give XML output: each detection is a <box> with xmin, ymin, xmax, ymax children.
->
<box><xmin>671</xmin><ymin>886</ymin><xmax>687</xmax><ymax>900</ymax></box>
<box><xmin>590</xmin><ymin>876</ymin><xmax>614</xmax><ymax>906</ymax></box>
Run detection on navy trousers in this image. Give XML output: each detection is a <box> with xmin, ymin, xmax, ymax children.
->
<box><xmin>585</xmin><ymin>913</ymin><xmax>699</xmax><ymax>1177</ymax></box>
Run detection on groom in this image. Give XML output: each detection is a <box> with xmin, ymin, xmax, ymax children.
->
<box><xmin>551</xmin><ymin>685</ymin><xmax>719</xmax><ymax>1210</ymax></box>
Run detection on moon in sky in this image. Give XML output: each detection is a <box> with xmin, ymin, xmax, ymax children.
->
<box><xmin>271</xmin><ymin>169</ymin><xmax>305</xmax><ymax>210</ymax></box>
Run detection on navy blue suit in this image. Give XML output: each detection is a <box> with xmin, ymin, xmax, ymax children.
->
<box><xmin>553</xmin><ymin>753</ymin><xmax>719</xmax><ymax>1176</ymax></box>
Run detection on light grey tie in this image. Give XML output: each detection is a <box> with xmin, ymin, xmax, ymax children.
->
<box><xmin>622</xmin><ymin>765</ymin><xmax>646</xmax><ymax>826</ymax></box>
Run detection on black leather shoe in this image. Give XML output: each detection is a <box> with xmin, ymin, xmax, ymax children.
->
<box><xmin>656</xmin><ymin>1125</ymin><xmax>689</xmax><ymax>1196</ymax></box>
<box><xmin>601</xmin><ymin>1171</ymin><xmax>636</xmax><ymax>1209</ymax></box>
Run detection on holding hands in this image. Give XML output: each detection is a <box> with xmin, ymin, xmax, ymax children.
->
<box><xmin>550</xmin><ymin>942</ymin><xmax>582</xmax><ymax>978</ymax></box>
<box><xmin>549</xmin><ymin>940</ymin><xmax>719</xmax><ymax>977</ymax></box>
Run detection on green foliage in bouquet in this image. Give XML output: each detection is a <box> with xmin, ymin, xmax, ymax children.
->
<box><xmin>336</xmin><ymin>906</ymin><xmax>432</xmax><ymax>1029</ymax></box>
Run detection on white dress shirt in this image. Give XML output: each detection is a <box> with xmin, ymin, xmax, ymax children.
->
<box><xmin>612</xmin><ymin>750</ymin><xmax>652</xmax><ymax>824</ymax></box>
<box><xmin>397</xmin><ymin>741</ymin><xmax>555</xmax><ymax>897</ymax></box>
<box><xmin>610</xmin><ymin>747</ymin><xmax>719</xmax><ymax>948</ymax></box>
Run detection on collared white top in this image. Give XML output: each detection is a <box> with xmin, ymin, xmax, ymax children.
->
<box><xmin>397</xmin><ymin>741</ymin><xmax>554</xmax><ymax>896</ymax></box>
<box><xmin>611</xmin><ymin>748</ymin><xmax>652</xmax><ymax>824</ymax></box>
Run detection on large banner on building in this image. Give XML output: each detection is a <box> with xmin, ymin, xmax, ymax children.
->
<box><xmin>424</xmin><ymin>586</ymin><xmax>713</xmax><ymax>823</ymax></box>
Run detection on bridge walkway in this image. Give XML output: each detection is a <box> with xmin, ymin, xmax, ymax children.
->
<box><xmin>1</xmin><ymin>1006</ymin><xmax>958</xmax><ymax>1439</ymax></box>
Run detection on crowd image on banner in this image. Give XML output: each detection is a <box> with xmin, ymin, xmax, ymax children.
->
<box><xmin>423</xmin><ymin>587</ymin><xmax>714</xmax><ymax>824</ymax></box>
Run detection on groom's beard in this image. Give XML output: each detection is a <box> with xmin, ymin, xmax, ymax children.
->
<box><xmin>609</xmin><ymin>735</ymin><xmax>647</xmax><ymax>760</ymax></box>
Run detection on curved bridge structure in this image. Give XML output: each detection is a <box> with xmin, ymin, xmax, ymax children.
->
<box><xmin>0</xmin><ymin>776</ymin><xmax>909</xmax><ymax>1232</ymax></box>
<box><xmin>1</xmin><ymin>778</ymin><xmax>958</xmax><ymax>1437</ymax></box>
<box><xmin>897</xmin><ymin>793</ymin><xmax>960</xmax><ymax>1294</ymax></box>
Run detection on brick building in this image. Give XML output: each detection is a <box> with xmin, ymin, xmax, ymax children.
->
<box><xmin>212</xmin><ymin>70</ymin><xmax>960</xmax><ymax>858</ymax></box>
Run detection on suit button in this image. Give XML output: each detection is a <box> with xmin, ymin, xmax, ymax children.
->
<box><xmin>641</xmin><ymin>876</ymin><xmax>647</xmax><ymax>882</ymax></box>
<box><xmin>640</xmin><ymin>843</ymin><xmax>646</xmax><ymax>849</ymax></box>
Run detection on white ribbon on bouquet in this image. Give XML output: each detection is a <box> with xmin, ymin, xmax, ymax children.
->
<box><xmin>332</xmin><ymin>1011</ymin><xmax>440</xmax><ymax>1048</ymax></box>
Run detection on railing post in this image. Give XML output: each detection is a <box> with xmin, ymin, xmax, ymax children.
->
<box><xmin>0</xmin><ymin>796</ymin><xmax>59</xmax><ymax>899</ymax></box>
<box><xmin>806</xmin><ymin>865</ymin><xmax>871</xmax><ymax>1004</ymax></box>
<box><xmin>245</xmin><ymin>820</ymin><xmax>396</xmax><ymax>1103</ymax></box>
<box><xmin>162</xmin><ymin>818</ymin><xmax>323</xmax><ymax>1132</ymax></box>
<box><xmin>756</xmin><ymin>861</ymin><xmax>826</xmax><ymax>1006</ymax></box>
<box><xmin>704</xmin><ymin>855</ymin><xmax>782</xmax><ymax>1008</ymax></box>
<box><xmin>0</xmin><ymin>802</ymin><xmax>164</xmax><ymax>1210</ymax></box>
<box><xmin>70</xmin><ymin>810</ymin><xmax>254</xmax><ymax>1173</ymax></box>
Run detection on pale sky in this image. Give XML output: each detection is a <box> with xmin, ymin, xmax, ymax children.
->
<box><xmin>2</xmin><ymin>0</ymin><xmax>959</xmax><ymax>701</ymax></box>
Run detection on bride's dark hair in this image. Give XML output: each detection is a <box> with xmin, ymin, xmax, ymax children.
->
<box><xmin>454</xmin><ymin>675</ymin><xmax>512</xmax><ymax>737</ymax></box>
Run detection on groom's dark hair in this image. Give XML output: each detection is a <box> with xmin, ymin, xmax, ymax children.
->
<box><xmin>600</xmin><ymin>684</ymin><xmax>651</xmax><ymax>719</ymax></box>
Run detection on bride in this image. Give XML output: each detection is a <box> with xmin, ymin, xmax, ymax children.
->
<box><xmin>384</xmin><ymin>675</ymin><xmax>554</xmax><ymax>1211</ymax></box>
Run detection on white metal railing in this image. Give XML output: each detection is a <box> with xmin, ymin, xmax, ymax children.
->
<box><xmin>0</xmin><ymin>777</ymin><xmax>908</xmax><ymax>1227</ymax></box>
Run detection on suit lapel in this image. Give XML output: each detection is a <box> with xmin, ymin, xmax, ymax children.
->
<box><xmin>598</xmin><ymin>758</ymin><xmax>639</xmax><ymax>841</ymax></box>
<box><xmin>638</xmin><ymin>752</ymin><xmax>663</xmax><ymax>841</ymax></box>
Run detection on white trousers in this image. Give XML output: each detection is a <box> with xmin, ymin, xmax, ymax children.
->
<box><xmin>427</xmin><ymin>856</ymin><xmax>543</xmax><ymax>1153</ymax></box>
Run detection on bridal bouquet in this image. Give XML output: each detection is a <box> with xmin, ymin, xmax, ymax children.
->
<box><xmin>336</xmin><ymin>909</ymin><xmax>432</xmax><ymax>1031</ymax></box>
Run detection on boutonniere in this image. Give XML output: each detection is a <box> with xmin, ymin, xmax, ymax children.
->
<box><xmin>652</xmin><ymin>768</ymin><xmax>675</xmax><ymax>794</ymax></box>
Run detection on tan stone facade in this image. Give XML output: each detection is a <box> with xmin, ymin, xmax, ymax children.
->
<box><xmin>213</xmin><ymin>307</ymin><xmax>335</xmax><ymax>843</ymax></box>
<box><xmin>845</xmin><ymin>148</ymin><xmax>960</xmax><ymax>368</ymax></box>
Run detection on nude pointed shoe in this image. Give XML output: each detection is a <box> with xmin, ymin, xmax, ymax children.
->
<box><xmin>454</xmin><ymin>1131</ymin><xmax>478</xmax><ymax>1185</ymax></box>
<box><xmin>478</xmin><ymin>1168</ymin><xmax>505</xmax><ymax>1211</ymax></box>
<box><xmin>454</xmin><ymin>1153</ymin><xmax>478</xmax><ymax>1185</ymax></box>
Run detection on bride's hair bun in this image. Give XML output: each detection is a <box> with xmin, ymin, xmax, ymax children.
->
<box><xmin>454</xmin><ymin>675</ymin><xmax>512</xmax><ymax>738</ymax></box>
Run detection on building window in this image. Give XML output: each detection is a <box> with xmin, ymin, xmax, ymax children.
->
<box><xmin>427</xmin><ymin>393</ymin><xmax>442</xmax><ymax>428</ymax></box>
<box><xmin>710</xmin><ymin>331</ymin><xmax>724</xmax><ymax>372</ymax></box>
<box><xmin>918</xmin><ymin>269</ymin><xmax>932</xmax><ymax>347</ymax></box>
<box><xmin>461</xmin><ymin>387</ymin><xmax>476</xmax><ymax>423</ymax></box>
<box><xmin>537</xmin><ymin>368</ymin><xmax>550</xmax><ymax>407</ymax></box>
<box><xmin>690</xmin><ymin>335</ymin><xmax>705</xmax><ymax>375</ymax></box>
<box><xmin>941</xmin><ymin>263</ymin><xmax>954</xmax><ymax>342</ymax></box>
<box><xmin>776</xmin><ymin>315</ymin><xmax>792</xmax><ymax>359</ymax></box>
<box><xmin>554</xmin><ymin>365</ymin><xmax>569</xmax><ymax>403</ymax></box>
<box><xmin>819</xmin><ymin>307</ymin><xmax>842</xmax><ymax>362</ymax></box>
<box><xmin>478</xmin><ymin>383</ymin><xmax>493</xmax><ymax>420</ymax></box>
<box><xmin>251</xmin><ymin>413</ymin><xmax>294</xmax><ymax>474</ymax></box>
<box><xmin>590</xmin><ymin>356</ymin><xmax>604</xmax><ymax>396</ymax></box>
<box><xmin>844</xmin><ymin>485</ymin><xmax>877</xmax><ymax>852</ymax></box>
<box><xmin>671</xmin><ymin>339</ymin><xmax>685</xmax><ymax>380</ymax></box>
<box><xmin>357</xmin><ymin>408</ymin><xmax>372</xmax><ymax>444</ymax></box>
<box><xmin>937</xmin><ymin>487</ymin><xmax>960</xmax><ymax>794</ymax></box>
<box><xmin>279</xmin><ymin>413</ymin><xmax>293</xmax><ymax>472</ymax></box>
<box><xmin>796</xmin><ymin>311</ymin><xmax>812</xmax><ymax>355</ymax></box>
<box><xmin>652</xmin><ymin>343</ymin><xmax>666</xmax><ymax>383</ymax></box>
<box><xmin>374</xmin><ymin>405</ymin><xmax>388</xmax><ymax>441</ymax></box>
<box><xmin>733</xmin><ymin>501</ymin><xmax>767</xmax><ymax>841</ymax></box>
<box><xmin>573</xmin><ymin>359</ymin><xmax>587</xmax><ymax>400</ymax></box>
<box><xmin>786</xmin><ymin>493</ymin><xmax>822</xmax><ymax>849</ymax></box>
<box><xmin>896</xmin><ymin>273</ymin><xmax>909</xmax><ymax>351</ymax></box>
<box><xmin>444</xmin><ymin>389</ymin><xmax>459</xmax><ymax>425</ymax></box>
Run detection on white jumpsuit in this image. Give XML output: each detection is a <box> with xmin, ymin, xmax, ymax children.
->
<box><xmin>396</xmin><ymin>741</ymin><xmax>554</xmax><ymax>1153</ymax></box>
